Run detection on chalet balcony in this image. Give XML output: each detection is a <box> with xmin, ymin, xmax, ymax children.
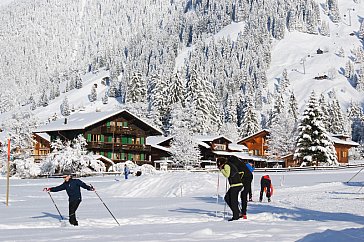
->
<box><xmin>86</xmin><ymin>142</ymin><xmax>151</xmax><ymax>152</ymax></box>
<box><xmin>100</xmin><ymin>126</ymin><xmax>138</xmax><ymax>135</ymax></box>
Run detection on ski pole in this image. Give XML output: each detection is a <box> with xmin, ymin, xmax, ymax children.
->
<box><xmin>223</xmin><ymin>178</ymin><xmax>227</xmax><ymax>219</ymax></box>
<box><xmin>47</xmin><ymin>191</ymin><xmax>64</xmax><ymax>220</ymax></box>
<box><xmin>93</xmin><ymin>189</ymin><xmax>120</xmax><ymax>226</ymax></box>
<box><xmin>347</xmin><ymin>167</ymin><xmax>364</xmax><ymax>183</ymax></box>
<box><xmin>216</xmin><ymin>172</ymin><xmax>220</xmax><ymax>217</ymax></box>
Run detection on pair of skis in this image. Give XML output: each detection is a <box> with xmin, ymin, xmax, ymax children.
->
<box><xmin>47</xmin><ymin>189</ymin><xmax>120</xmax><ymax>226</ymax></box>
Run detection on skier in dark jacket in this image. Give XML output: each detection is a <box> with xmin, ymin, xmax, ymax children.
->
<box><xmin>228</xmin><ymin>156</ymin><xmax>253</xmax><ymax>219</ymax></box>
<box><xmin>217</xmin><ymin>157</ymin><xmax>243</xmax><ymax>221</ymax></box>
<box><xmin>259</xmin><ymin>175</ymin><xmax>273</xmax><ymax>202</ymax></box>
<box><xmin>43</xmin><ymin>170</ymin><xmax>95</xmax><ymax>226</ymax></box>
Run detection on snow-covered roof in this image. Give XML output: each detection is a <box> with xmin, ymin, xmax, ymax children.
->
<box><xmin>146</xmin><ymin>136</ymin><xmax>172</xmax><ymax>145</ymax></box>
<box><xmin>331</xmin><ymin>136</ymin><xmax>359</xmax><ymax>147</ymax></box>
<box><xmin>237</xmin><ymin>129</ymin><xmax>270</xmax><ymax>143</ymax></box>
<box><xmin>149</xmin><ymin>144</ymin><xmax>171</xmax><ymax>153</ymax></box>
<box><xmin>35</xmin><ymin>132</ymin><xmax>50</xmax><ymax>142</ymax></box>
<box><xmin>228</xmin><ymin>143</ymin><xmax>248</xmax><ymax>151</ymax></box>
<box><xmin>34</xmin><ymin>109</ymin><xmax>163</xmax><ymax>134</ymax></box>
<box><xmin>193</xmin><ymin>135</ymin><xmax>233</xmax><ymax>143</ymax></box>
<box><xmin>92</xmin><ymin>155</ymin><xmax>114</xmax><ymax>165</ymax></box>
<box><xmin>212</xmin><ymin>151</ymin><xmax>266</xmax><ymax>161</ymax></box>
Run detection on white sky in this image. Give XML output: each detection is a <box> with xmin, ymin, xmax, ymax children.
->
<box><xmin>1</xmin><ymin>167</ymin><xmax>364</xmax><ymax>241</ymax></box>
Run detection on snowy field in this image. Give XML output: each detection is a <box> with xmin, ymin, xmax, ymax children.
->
<box><xmin>1</xmin><ymin>168</ymin><xmax>364</xmax><ymax>242</ymax></box>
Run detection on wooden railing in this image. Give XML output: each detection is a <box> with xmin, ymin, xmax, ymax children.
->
<box><xmin>86</xmin><ymin>142</ymin><xmax>151</xmax><ymax>152</ymax></box>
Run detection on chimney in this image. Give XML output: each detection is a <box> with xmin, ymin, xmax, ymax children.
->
<box><xmin>64</xmin><ymin>118</ymin><xmax>68</xmax><ymax>124</ymax></box>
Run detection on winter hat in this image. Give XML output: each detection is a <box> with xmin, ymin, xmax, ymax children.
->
<box><xmin>63</xmin><ymin>169</ymin><xmax>72</xmax><ymax>176</ymax></box>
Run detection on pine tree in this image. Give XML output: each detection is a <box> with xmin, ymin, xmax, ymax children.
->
<box><xmin>239</xmin><ymin>98</ymin><xmax>260</xmax><ymax>138</ymax></box>
<box><xmin>61</xmin><ymin>97</ymin><xmax>70</xmax><ymax>116</ymax></box>
<box><xmin>268</xmin><ymin>108</ymin><xmax>297</xmax><ymax>158</ymax></box>
<box><xmin>102</xmin><ymin>91</ymin><xmax>109</xmax><ymax>104</ymax></box>
<box><xmin>169</xmin><ymin>102</ymin><xmax>201</xmax><ymax>168</ymax></box>
<box><xmin>89</xmin><ymin>86</ymin><xmax>97</xmax><ymax>102</ymax></box>
<box><xmin>294</xmin><ymin>91</ymin><xmax>338</xmax><ymax>166</ymax></box>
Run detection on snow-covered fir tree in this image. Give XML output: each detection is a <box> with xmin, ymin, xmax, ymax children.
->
<box><xmin>169</xmin><ymin>102</ymin><xmax>201</xmax><ymax>168</ymax></box>
<box><xmin>89</xmin><ymin>85</ymin><xmax>97</xmax><ymax>102</ymax></box>
<box><xmin>294</xmin><ymin>91</ymin><xmax>338</xmax><ymax>166</ymax></box>
<box><xmin>61</xmin><ymin>97</ymin><xmax>70</xmax><ymax>116</ymax></box>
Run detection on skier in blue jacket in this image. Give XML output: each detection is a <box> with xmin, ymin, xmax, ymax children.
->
<box><xmin>43</xmin><ymin>170</ymin><xmax>94</xmax><ymax>226</ymax></box>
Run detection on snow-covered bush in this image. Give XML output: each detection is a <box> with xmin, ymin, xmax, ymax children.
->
<box><xmin>40</xmin><ymin>135</ymin><xmax>106</xmax><ymax>175</ymax></box>
<box><xmin>12</xmin><ymin>158</ymin><xmax>41</xmax><ymax>178</ymax></box>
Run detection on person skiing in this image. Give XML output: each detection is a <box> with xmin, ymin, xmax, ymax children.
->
<box><xmin>217</xmin><ymin>157</ymin><xmax>243</xmax><ymax>221</ymax></box>
<box><xmin>43</xmin><ymin>170</ymin><xmax>95</xmax><ymax>226</ymax></box>
<box><xmin>124</xmin><ymin>164</ymin><xmax>130</xmax><ymax>179</ymax></box>
<box><xmin>259</xmin><ymin>175</ymin><xmax>273</xmax><ymax>202</ymax></box>
<box><xmin>228</xmin><ymin>156</ymin><xmax>253</xmax><ymax>219</ymax></box>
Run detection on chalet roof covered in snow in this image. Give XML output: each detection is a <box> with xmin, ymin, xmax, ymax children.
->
<box><xmin>34</xmin><ymin>109</ymin><xmax>163</xmax><ymax>134</ymax></box>
<box><xmin>331</xmin><ymin>136</ymin><xmax>359</xmax><ymax>147</ymax></box>
<box><xmin>237</xmin><ymin>129</ymin><xmax>270</xmax><ymax>143</ymax></box>
<box><xmin>228</xmin><ymin>143</ymin><xmax>248</xmax><ymax>151</ymax></box>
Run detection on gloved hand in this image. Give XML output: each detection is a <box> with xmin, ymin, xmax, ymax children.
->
<box><xmin>90</xmin><ymin>185</ymin><xmax>95</xmax><ymax>191</ymax></box>
<box><xmin>43</xmin><ymin>187</ymin><xmax>50</xmax><ymax>192</ymax></box>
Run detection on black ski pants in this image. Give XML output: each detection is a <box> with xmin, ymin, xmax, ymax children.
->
<box><xmin>240</xmin><ymin>178</ymin><xmax>252</xmax><ymax>215</ymax></box>
<box><xmin>69</xmin><ymin>199</ymin><xmax>81</xmax><ymax>224</ymax></box>
<box><xmin>260</xmin><ymin>178</ymin><xmax>271</xmax><ymax>201</ymax></box>
<box><xmin>225</xmin><ymin>185</ymin><xmax>243</xmax><ymax>219</ymax></box>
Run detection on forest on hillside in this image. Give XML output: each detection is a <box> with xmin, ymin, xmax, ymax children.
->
<box><xmin>0</xmin><ymin>0</ymin><xmax>364</xmax><ymax>169</ymax></box>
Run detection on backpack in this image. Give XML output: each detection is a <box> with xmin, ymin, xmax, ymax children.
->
<box><xmin>228</xmin><ymin>156</ymin><xmax>246</xmax><ymax>182</ymax></box>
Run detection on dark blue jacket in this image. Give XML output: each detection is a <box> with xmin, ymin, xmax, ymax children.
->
<box><xmin>50</xmin><ymin>178</ymin><xmax>93</xmax><ymax>202</ymax></box>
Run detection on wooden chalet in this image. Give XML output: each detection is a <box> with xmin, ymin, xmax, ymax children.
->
<box><xmin>237</xmin><ymin>130</ymin><xmax>270</xmax><ymax>167</ymax></box>
<box><xmin>237</xmin><ymin>129</ymin><xmax>359</xmax><ymax>167</ymax></box>
<box><xmin>146</xmin><ymin>136</ymin><xmax>173</xmax><ymax>162</ymax></box>
<box><xmin>34</xmin><ymin>109</ymin><xmax>163</xmax><ymax>165</ymax></box>
<box><xmin>331</xmin><ymin>134</ymin><xmax>359</xmax><ymax>164</ymax></box>
<box><xmin>33</xmin><ymin>133</ymin><xmax>51</xmax><ymax>162</ymax></box>
<box><xmin>194</xmin><ymin>135</ymin><xmax>233</xmax><ymax>161</ymax></box>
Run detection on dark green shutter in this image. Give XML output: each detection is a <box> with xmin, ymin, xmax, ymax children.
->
<box><xmin>140</xmin><ymin>137</ymin><xmax>145</xmax><ymax>144</ymax></box>
<box><xmin>100</xmin><ymin>135</ymin><xmax>104</xmax><ymax>142</ymax></box>
<box><xmin>128</xmin><ymin>137</ymin><xmax>133</xmax><ymax>144</ymax></box>
<box><xmin>87</xmin><ymin>134</ymin><xmax>91</xmax><ymax>142</ymax></box>
<box><xmin>122</xmin><ymin>137</ymin><xmax>128</xmax><ymax>144</ymax></box>
<box><xmin>128</xmin><ymin>153</ymin><xmax>133</xmax><ymax>160</ymax></box>
<box><xmin>121</xmin><ymin>152</ymin><xmax>125</xmax><ymax>160</ymax></box>
<box><xmin>107</xmin><ymin>152</ymin><xmax>112</xmax><ymax>158</ymax></box>
<box><xmin>100</xmin><ymin>151</ymin><xmax>104</xmax><ymax>156</ymax></box>
<box><xmin>140</xmin><ymin>153</ymin><xmax>145</xmax><ymax>161</ymax></box>
<box><xmin>108</xmin><ymin>136</ymin><xmax>112</xmax><ymax>142</ymax></box>
<box><xmin>123</xmin><ymin>121</ymin><xmax>128</xmax><ymax>127</ymax></box>
<box><xmin>106</xmin><ymin>121</ymin><xmax>111</xmax><ymax>127</ymax></box>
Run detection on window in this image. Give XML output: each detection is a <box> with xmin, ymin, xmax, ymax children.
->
<box><xmin>128</xmin><ymin>153</ymin><xmax>133</xmax><ymax>160</ymax></box>
<box><xmin>136</xmin><ymin>138</ymin><xmax>140</xmax><ymax>144</ymax></box>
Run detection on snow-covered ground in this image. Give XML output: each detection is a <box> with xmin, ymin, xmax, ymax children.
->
<box><xmin>1</xmin><ymin>168</ymin><xmax>364</xmax><ymax>241</ymax></box>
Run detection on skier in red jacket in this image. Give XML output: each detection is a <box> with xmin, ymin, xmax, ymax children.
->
<box><xmin>259</xmin><ymin>175</ymin><xmax>273</xmax><ymax>202</ymax></box>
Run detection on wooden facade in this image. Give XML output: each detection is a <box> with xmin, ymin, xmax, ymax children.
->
<box><xmin>331</xmin><ymin>134</ymin><xmax>359</xmax><ymax>164</ymax></box>
<box><xmin>196</xmin><ymin>136</ymin><xmax>232</xmax><ymax>161</ymax></box>
<box><xmin>34</xmin><ymin>110</ymin><xmax>162</xmax><ymax>164</ymax></box>
<box><xmin>237</xmin><ymin>130</ymin><xmax>270</xmax><ymax>158</ymax></box>
<box><xmin>33</xmin><ymin>133</ymin><xmax>51</xmax><ymax>162</ymax></box>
